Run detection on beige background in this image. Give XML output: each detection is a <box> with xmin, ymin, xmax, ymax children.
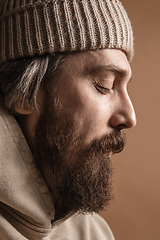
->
<box><xmin>100</xmin><ymin>0</ymin><xmax>160</xmax><ymax>239</ymax></box>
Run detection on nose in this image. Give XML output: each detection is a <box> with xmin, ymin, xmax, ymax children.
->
<box><xmin>110</xmin><ymin>94</ymin><xmax>137</xmax><ymax>131</ymax></box>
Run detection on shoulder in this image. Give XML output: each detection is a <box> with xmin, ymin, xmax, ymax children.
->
<box><xmin>50</xmin><ymin>213</ymin><xmax>115</xmax><ymax>240</ymax></box>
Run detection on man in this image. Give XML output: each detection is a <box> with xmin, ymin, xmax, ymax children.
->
<box><xmin>0</xmin><ymin>0</ymin><xmax>136</xmax><ymax>239</ymax></box>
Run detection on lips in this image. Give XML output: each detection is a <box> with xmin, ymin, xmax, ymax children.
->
<box><xmin>108</xmin><ymin>151</ymin><xmax>113</xmax><ymax>156</ymax></box>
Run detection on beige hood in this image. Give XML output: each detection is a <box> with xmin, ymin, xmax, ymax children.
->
<box><xmin>0</xmin><ymin>95</ymin><xmax>56</xmax><ymax>239</ymax></box>
<box><xmin>0</xmin><ymin>95</ymin><xmax>115</xmax><ymax>240</ymax></box>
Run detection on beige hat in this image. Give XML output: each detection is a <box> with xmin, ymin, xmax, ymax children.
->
<box><xmin>0</xmin><ymin>0</ymin><xmax>134</xmax><ymax>64</ymax></box>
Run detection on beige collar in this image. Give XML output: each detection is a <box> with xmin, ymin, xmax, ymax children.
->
<box><xmin>0</xmin><ymin>95</ymin><xmax>56</xmax><ymax>237</ymax></box>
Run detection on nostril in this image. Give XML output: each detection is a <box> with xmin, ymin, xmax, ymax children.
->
<box><xmin>109</xmin><ymin>103</ymin><xmax>136</xmax><ymax>130</ymax></box>
<box><xmin>115</xmin><ymin>124</ymin><xmax>128</xmax><ymax>131</ymax></box>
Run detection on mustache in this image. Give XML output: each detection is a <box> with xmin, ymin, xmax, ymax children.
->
<box><xmin>88</xmin><ymin>131</ymin><xmax>126</xmax><ymax>155</ymax></box>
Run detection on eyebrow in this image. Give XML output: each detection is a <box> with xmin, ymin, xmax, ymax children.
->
<box><xmin>85</xmin><ymin>64</ymin><xmax>132</xmax><ymax>82</ymax></box>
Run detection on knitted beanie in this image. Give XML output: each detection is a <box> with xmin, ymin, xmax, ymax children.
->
<box><xmin>0</xmin><ymin>0</ymin><xmax>134</xmax><ymax>64</ymax></box>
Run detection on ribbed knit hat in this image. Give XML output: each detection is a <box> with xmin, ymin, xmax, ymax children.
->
<box><xmin>0</xmin><ymin>0</ymin><xmax>134</xmax><ymax>64</ymax></box>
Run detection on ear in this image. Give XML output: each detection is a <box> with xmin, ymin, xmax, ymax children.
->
<box><xmin>15</xmin><ymin>101</ymin><xmax>34</xmax><ymax>115</ymax></box>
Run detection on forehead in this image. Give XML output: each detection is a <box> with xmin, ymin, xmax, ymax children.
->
<box><xmin>63</xmin><ymin>49</ymin><xmax>132</xmax><ymax>78</ymax></box>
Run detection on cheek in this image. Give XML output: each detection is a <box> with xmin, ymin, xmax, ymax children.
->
<box><xmin>57</xmin><ymin>78</ymin><xmax>111</xmax><ymax>141</ymax></box>
<box><xmin>72</xmin><ymin>93</ymin><xmax>111</xmax><ymax>142</ymax></box>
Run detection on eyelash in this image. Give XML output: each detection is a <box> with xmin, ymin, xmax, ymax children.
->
<box><xmin>96</xmin><ymin>85</ymin><xmax>111</xmax><ymax>94</ymax></box>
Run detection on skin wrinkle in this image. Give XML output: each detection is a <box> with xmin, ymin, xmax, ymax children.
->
<box><xmin>85</xmin><ymin>64</ymin><xmax>131</xmax><ymax>79</ymax></box>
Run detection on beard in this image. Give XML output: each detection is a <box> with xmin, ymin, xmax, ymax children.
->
<box><xmin>33</xmin><ymin>91</ymin><xmax>126</xmax><ymax>216</ymax></box>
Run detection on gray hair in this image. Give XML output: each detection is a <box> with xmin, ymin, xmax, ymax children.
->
<box><xmin>0</xmin><ymin>53</ymin><xmax>65</xmax><ymax>113</ymax></box>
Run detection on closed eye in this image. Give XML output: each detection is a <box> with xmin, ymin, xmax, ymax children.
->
<box><xmin>96</xmin><ymin>85</ymin><xmax>111</xmax><ymax>94</ymax></box>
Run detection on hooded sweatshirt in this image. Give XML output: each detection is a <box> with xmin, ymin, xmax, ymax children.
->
<box><xmin>0</xmin><ymin>95</ymin><xmax>115</xmax><ymax>240</ymax></box>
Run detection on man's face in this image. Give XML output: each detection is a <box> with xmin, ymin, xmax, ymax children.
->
<box><xmin>54</xmin><ymin>49</ymin><xmax>136</xmax><ymax>144</ymax></box>
<box><xmin>30</xmin><ymin>49</ymin><xmax>136</xmax><ymax>216</ymax></box>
